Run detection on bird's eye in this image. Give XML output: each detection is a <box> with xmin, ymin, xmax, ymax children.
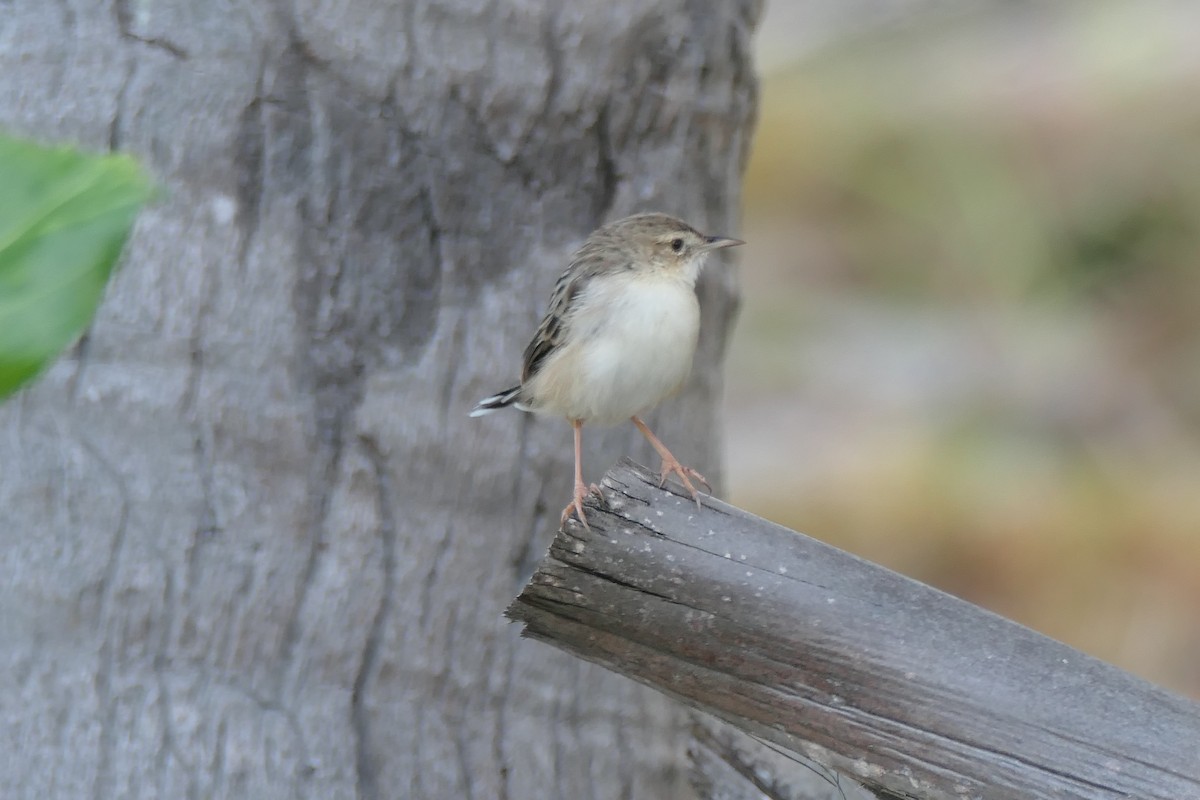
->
<box><xmin>670</xmin><ymin>238</ymin><xmax>684</xmax><ymax>253</ymax></box>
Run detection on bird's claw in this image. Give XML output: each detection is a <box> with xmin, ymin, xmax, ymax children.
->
<box><xmin>657</xmin><ymin>458</ymin><xmax>708</xmax><ymax>509</ymax></box>
<box><xmin>561</xmin><ymin>482</ymin><xmax>605</xmax><ymax>530</ymax></box>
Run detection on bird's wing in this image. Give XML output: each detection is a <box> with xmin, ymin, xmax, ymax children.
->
<box><xmin>521</xmin><ymin>243</ymin><xmax>617</xmax><ymax>383</ymax></box>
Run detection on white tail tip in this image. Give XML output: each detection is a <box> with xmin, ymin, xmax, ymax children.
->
<box><xmin>469</xmin><ymin>386</ymin><xmax>522</xmax><ymax>418</ymax></box>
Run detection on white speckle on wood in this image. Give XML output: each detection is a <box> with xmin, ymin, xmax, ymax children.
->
<box><xmin>851</xmin><ymin>758</ymin><xmax>884</xmax><ymax>780</ymax></box>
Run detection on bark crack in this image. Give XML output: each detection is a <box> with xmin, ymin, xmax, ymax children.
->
<box><xmin>67</xmin><ymin>330</ymin><xmax>93</xmax><ymax>405</ymax></box>
<box><xmin>181</xmin><ymin>258</ymin><xmax>218</xmax><ymax>414</ymax></box>
<box><xmin>113</xmin><ymin>0</ymin><xmax>189</xmax><ymax>59</ymax></box>
<box><xmin>211</xmin><ymin>718</ymin><xmax>228</xmax><ymax>798</ymax></box>
<box><xmin>537</xmin><ymin>8</ymin><xmax>563</xmax><ymax>123</ymax></box>
<box><xmin>351</xmin><ymin>436</ymin><xmax>398</xmax><ymax>800</ymax></box>
<box><xmin>233</xmin><ymin>61</ymin><xmax>267</xmax><ymax>261</ymax></box>
<box><xmin>454</xmin><ymin>729</ymin><xmax>476</xmax><ymax>800</ymax></box>
<box><xmin>548</xmin><ymin>558</ymin><xmax>694</xmax><ymax>609</ymax></box>
<box><xmin>154</xmin><ymin>564</ymin><xmax>187</xmax><ymax>796</ymax></box>
<box><xmin>277</xmin><ymin>426</ymin><xmax>343</xmax><ymax>699</ymax></box>
<box><xmin>490</xmin><ymin>638</ymin><xmax>515</xmax><ymax>800</ymax></box>
<box><xmin>418</xmin><ymin>521</ymin><xmax>454</xmax><ymax>634</ymax></box>
<box><xmin>508</xmin><ymin>415</ymin><xmax>550</xmax><ymax>587</ymax></box>
<box><xmin>107</xmin><ymin>57</ymin><xmax>135</xmax><ymax>154</ymax></box>
<box><xmin>592</xmin><ymin>103</ymin><xmax>618</xmax><ymax>226</ymax></box>
<box><xmin>437</xmin><ymin>310</ymin><xmax>466</xmax><ymax>432</ymax></box>
<box><xmin>187</xmin><ymin>432</ymin><xmax>219</xmax><ymax>578</ymax></box>
<box><xmin>80</xmin><ymin>434</ymin><xmax>131</xmax><ymax>800</ymax></box>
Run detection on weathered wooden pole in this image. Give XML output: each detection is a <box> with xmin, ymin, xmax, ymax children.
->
<box><xmin>508</xmin><ymin>460</ymin><xmax>1200</xmax><ymax>800</ymax></box>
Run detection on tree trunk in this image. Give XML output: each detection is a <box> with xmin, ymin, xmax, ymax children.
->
<box><xmin>0</xmin><ymin>1</ymin><xmax>759</xmax><ymax>797</ymax></box>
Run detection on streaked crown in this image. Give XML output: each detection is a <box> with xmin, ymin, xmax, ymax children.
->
<box><xmin>589</xmin><ymin>213</ymin><xmax>743</xmax><ymax>274</ymax></box>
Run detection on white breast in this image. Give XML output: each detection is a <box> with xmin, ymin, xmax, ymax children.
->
<box><xmin>528</xmin><ymin>271</ymin><xmax>701</xmax><ymax>425</ymax></box>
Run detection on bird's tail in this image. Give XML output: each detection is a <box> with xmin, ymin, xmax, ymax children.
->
<box><xmin>469</xmin><ymin>386</ymin><xmax>523</xmax><ymax>417</ymax></box>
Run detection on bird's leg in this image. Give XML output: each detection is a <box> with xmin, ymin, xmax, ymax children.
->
<box><xmin>561</xmin><ymin>419</ymin><xmax>596</xmax><ymax>528</ymax></box>
<box><xmin>631</xmin><ymin>416</ymin><xmax>709</xmax><ymax>508</ymax></box>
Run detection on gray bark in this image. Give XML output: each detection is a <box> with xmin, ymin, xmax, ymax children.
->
<box><xmin>0</xmin><ymin>1</ymin><xmax>759</xmax><ymax>798</ymax></box>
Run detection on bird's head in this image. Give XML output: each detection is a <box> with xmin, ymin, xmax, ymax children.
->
<box><xmin>601</xmin><ymin>213</ymin><xmax>743</xmax><ymax>282</ymax></box>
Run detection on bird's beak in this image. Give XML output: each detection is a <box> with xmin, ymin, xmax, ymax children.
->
<box><xmin>703</xmin><ymin>235</ymin><xmax>745</xmax><ymax>251</ymax></box>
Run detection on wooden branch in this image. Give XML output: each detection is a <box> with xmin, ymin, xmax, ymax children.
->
<box><xmin>507</xmin><ymin>460</ymin><xmax>1200</xmax><ymax>800</ymax></box>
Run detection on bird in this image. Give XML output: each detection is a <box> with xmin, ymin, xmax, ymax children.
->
<box><xmin>470</xmin><ymin>212</ymin><xmax>744</xmax><ymax>528</ymax></box>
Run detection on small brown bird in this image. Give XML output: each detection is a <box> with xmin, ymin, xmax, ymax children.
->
<box><xmin>471</xmin><ymin>213</ymin><xmax>744</xmax><ymax>527</ymax></box>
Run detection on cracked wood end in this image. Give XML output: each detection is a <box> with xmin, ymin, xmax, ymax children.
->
<box><xmin>507</xmin><ymin>459</ymin><xmax>1200</xmax><ymax>800</ymax></box>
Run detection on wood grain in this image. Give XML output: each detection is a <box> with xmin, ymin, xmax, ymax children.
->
<box><xmin>510</xmin><ymin>460</ymin><xmax>1200</xmax><ymax>800</ymax></box>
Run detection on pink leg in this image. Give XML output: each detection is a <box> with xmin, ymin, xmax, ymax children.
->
<box><xmin>631</xmin><ymin>416</ymin><xmax>709</xmax><ymax>508</ymax></box>
<box><xmin>561</xmin><ymin>419</ymin><xmax>596</xmax><ymax>528</ymax></box>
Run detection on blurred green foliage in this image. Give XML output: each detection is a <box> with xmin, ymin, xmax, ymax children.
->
<box><xmin>751</xmin><ymin>55</ymin><xmax>1200</xmax><ymax>310</ymax></box>
<box><xmin>732</xmin><ymin>2</ymin><xmax>1200</xmax><ymax>696</ymax></box>
<box><xmin>0</xmin><ymin>134</ymin><xmax>151</xmax><ymax>400</ymax></box>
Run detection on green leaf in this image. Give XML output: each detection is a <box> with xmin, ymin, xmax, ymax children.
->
<box><xmin>0</xmin><ymin>133</ymin><xmax>152</xmax><ymax>400</ymax></box>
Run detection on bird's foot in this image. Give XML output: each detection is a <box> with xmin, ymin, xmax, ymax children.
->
<box><xmin>560</xmin><ymin>481</ymin><xmax>605</xmax><ymax>529</ymax></box>
<box><xmin>657</xmin><ymin>457</ymin><xmax>709</xmax><ymax>509</ymax></box>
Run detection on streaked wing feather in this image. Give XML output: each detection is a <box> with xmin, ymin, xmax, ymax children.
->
<box><xmin>521</xmin><ymin>270</ymin><xmax>583</xmax><ymax>382</ymax></box>
<box><xmin>521</xmin><ymin>241</ymin><xmax>620</xmax><ymax>383</ymax></box>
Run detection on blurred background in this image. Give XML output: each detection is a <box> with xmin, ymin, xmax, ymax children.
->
<box><xmin>729</xmin><ymin>0</ymin><xmax>1200</xmax><ymax>697</ymax></box>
